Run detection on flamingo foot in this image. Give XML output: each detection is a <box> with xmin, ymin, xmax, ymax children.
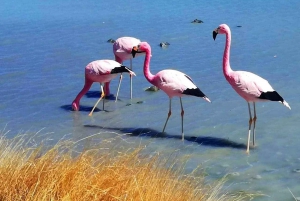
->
<box><xmin>72</xmin><ymin>102</ymin><xmax>79</xmax><ymax>111</ymax></box>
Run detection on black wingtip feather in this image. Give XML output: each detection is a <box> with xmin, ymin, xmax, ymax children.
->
<box><xmin>182</xmin><ymin>88</ymin><xmax>206</xmax><ymax>97</ymax></box>
<box><xmin>110</xmin><ymin>66</ymin><xmax>131</xmax><ymax>74</ymax></box>
<box><xmin>258</xmin><ymin>91</ymin><xmax>284</xmax><ymax>102</ymax></box>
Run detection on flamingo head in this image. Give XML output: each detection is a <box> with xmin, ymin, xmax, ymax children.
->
<box><xmin>137</xmin><ymin>42</ymin><xmax>151</xmax><ymax>53</ymax></box>
<box><xmin>131</xmin><ymin>42</ymin><xmax>148</xmax><ymax>58</ymax></box>
<box><xmin>213</xmin><ymin>24</ymin><xmax>230</xmax><ymax>40</ymax></box>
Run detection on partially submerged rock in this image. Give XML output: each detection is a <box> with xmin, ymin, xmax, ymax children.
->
<box><xmin>191</xmin><ymin>19</ymin><xmax>203</xmax><ymax>23</ymax></box>
<box><xmin>107</xmin><ymin>38</ymin><xmax>116</xmax><ymax>43</ymax></box>
<box><xmin>159</xmin><ymin>42</ymin><xmax>170</xmax><ymax>48</ymax></box>
<box><xmin>145</xmin><ymin>85</ymin><xmax>160</xmax><ymax>92</ymax></box>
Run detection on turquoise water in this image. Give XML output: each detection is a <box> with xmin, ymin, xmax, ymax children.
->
<box><xmin>1</xmin><ymin>1</ymin><xmax>300</xmax><ymax>200</ymax></box>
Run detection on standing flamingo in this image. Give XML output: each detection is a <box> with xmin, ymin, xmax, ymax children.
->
<box><xmin>138</xmin><ymin>42</ymin><xmax>211</xmax><ymax>140</ymax></box>
<box><xmin>72</xmin><ymin>60</ymin><xmax>136</xmax><ymax>116</ymax></box>
<box><xmin>104</xmin><ymin>37</ymin><xmax>145</xmax><ymax>101</ymax></box>
<box><xmin>213</xmin><ymin>24</ymin><xmax>291</xmax><ymax>153</ymax></box>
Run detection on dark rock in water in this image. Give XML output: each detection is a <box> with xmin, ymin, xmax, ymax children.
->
<box><xmin>191</xmin><ymin>19</ymin><xmax>203</xmax><ymax>23</ymax></box>
<box><xmin>136</xmin><ymin>101</ymin><xmax>144</xmax><ymax>104</ymax></box>
<box><xmin>236</xmin><ymin>25</ymin><xmax>242</xmax><ymax>27</ymax></box>
<box><xmin>126</xmin><ymin>103</ymin><xmax>132</xmax><ymax>106</ymax></box>
<box><xmin>145</xmin><ymin>85</ymin><xmax>160</xmax><ymax>92</ymax></box>
<box><xmin>159</xmin><ymin>42</ymin><xmax>170</xmax><ymax>48</ymax></box>
<box><xmin>107</xmin><ymin>38</ymin><xmax>116</xmax><ymax>43</ymax></box>
<box><xmin>293</xmin><ymin>168</ymin><xmax>300</xmax><ymax>173</ymax></box>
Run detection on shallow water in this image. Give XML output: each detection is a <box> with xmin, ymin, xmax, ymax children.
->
<box><xmin>1</xmin><ymin>1</ymin><xmax>300</xmax><ymax>200</ymax></box>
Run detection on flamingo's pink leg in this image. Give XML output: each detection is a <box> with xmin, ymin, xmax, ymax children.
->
<box><xmin>72</xmin><ymin>77</ymin><xmax>93</xmax><ymax>111</ymax></box>
<box><xmin>115</xmin><ymin>74</ymin><xmax>123</xmax><ymax>102</ymax></box>
<box><xmin>247</xmin><ymin>103</ymin><xmax>253</xmax><ymax>154</ymax></box>
<box><xmin>104</xmin><ymin>82</ymin><xmax>110</xmax><ymax>97</ymax></box>
<box><xmin>114</xmin><ymin>55</ymin><xmax>123</xmax><ymax>101</ymax></box>
<box><xmin>180</xmin><ymin>97</ymin><xmax>185</xmax><ymax>141</ymax></box>
<box><xmin>252</xmin><ymin>102</ymin><xmax>257</xmax><ymax>146</ymax></box>
<box><xmin>162</xmin><ymin>98</ymin><xmax>172</xmax><ymax>133</ymax></box>
<box><xmin>130</xmin><ymin>58</ymin><xmax>133</xmax><ymax>99</ymax></box>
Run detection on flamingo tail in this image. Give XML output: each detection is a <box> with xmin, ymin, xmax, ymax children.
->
<box><xmin>182</xmin><ymin>88</ymin><xmax>211</xmax><ymax>103</ymax></box>
<box><xmin>282</xmin><ymin>100</ymin><xmax>291</xmax><ymax>110</ymax></box>
<box><xmin>258</xmin><ymin>91</ymin><xmax>291</xmax><ymax>110</ymax></box>
<box><xmin>203</xmin><ymin>96</ymin><xmax>211</xmax><ymax>103</ymax></box>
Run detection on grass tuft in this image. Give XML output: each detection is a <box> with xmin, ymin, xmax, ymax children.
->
<box><xmin>0</xmin><ymin>134</ymin><xmax>260</xmax><ymax>201</ymax></box>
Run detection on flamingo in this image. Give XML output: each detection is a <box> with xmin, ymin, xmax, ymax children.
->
<box><xmin>72</xmin><ymin>60</ymin><xmax>136</xmax><ymax>116</ymax></box>
<box><xmin>213</xmin><ymin>24</ymin><xmax>291</xmax><ymax>153</ymax></box>
<box><xmin>138</xmin><ymin>42</ymin><xmax>211</xmax><ymax>140</ymax></box>
<box><xmin>104</xmin><ymin>37</ymin><xmax>145</xmax><ymax>101</ymax></box>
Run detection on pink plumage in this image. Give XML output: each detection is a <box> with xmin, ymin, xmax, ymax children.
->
<box><xmin>148</xmin><ymin>69</ymin><xmax>210</xmax><ymax>100</ymax></box>
<box><xmin>138</xmin><ymin>42</ymin><xmax>211</xmax><ymax>140</ymax></box>
<box><xmin>85</xmin><ymin>60</ymin><xmax>122</xmax><ymax>82</ymax></box>
<box><xmin>213</xmin><ymin>24</ymin><xmax>291</xmax><ymax>153</ymax></box>
<box><xmin>113</xmin><ymin>37</ymin><xmax>144</xmax><ymax>62</ymax></box>
<box><xmin>72</xmin><ymin>60</ymin><xmax>135</xmax><ymax>113</ymax></box>
<box><xmin>104</xmin><ymin>37</ymin><xmax>145</xmax><ymax>99</ymax></box>
<box><xmin>226</xmin><ymin>71</ymin><xmax>280</xmax><ymax>102</ymax></box>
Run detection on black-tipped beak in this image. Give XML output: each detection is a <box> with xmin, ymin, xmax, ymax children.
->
<box><xmin>131</xmin><ymin>45</ymin><xmax>144</xmax><ymax>58</ymax></box>
<box><xmin>213</xmin><ymin>30</ymin><xmax>218</xmax><ymax>40</ymax></box>
<box><xmin>131</xmin><ymin>47</ymin><xmax>138</xmax><ymax>58</ymax></box>
<box><xmin>131</xmin><ymin>50</ymin><xmax>137</xmax><ymax>58</ymax></box>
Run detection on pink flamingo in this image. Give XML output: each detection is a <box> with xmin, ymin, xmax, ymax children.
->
<box><xmin>213</xmin><ymin>24</ymin><xmax>291</xmax><ymax>153</ymax></box>
<box><xmin>104</xmin><ymin>37</ymin><xmax>145</xmax><ymax>101</ymax></box>
<box><xmin>138</xmin><ymin>42</ymin><xmax>211</xmax><ymax>140</ymax></box>
<box><xmin>72</xmin><ymin>60</ymin><xmax>136</xmax><ymax>116</ymax></box>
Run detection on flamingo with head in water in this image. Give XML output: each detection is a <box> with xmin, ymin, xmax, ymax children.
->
<box><xmin>137</xmin><ymin>42</ymin><xmax>211</xmax><ymax>140</ymax></box>
<box><xmin>104</xmin><ymin>37</ymin><xmax>145</xmax><ymax>101</ymax></box>
<box><xmin>72</xmin><ymin>59</ymin><xmax>135</xmax><ymax>116</ymax></box>
<box><xmin>213</xmin><ymin>24</ymin><xmax>291</xmax><ymax>153</ymax></box>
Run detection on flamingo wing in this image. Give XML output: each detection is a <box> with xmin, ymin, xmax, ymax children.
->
<box><xmin>230</xmin><ymin>71</ymin><xmax>275</xmax><ymax>100</ymax></box>
<box><xmin>156</xmin><ymin>70</ymin><xmax>197</xmax><ymax>93</ymax></box>
<box><xmin>154</xmin><ymin>69</ymin><xmax>209</xmax><ymax>100</ymax></box>
<box><xmin>88</xmin><ymin>60</ymin><xmax>121</xmax><ymax>75</ymax></box>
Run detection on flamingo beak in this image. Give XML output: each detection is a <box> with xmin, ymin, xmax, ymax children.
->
<box><xmin>131</xmin><ymin>46</ymin><xmax>138</xmax><ymax>58</ymax></box>
<box><xmin>131</xmin><ymin>46</ymin><xmax>145</xmax><ymax>58</ymax></box>
<box><xmin>213</xmin><ymin>30</ymin><xmax>218</xmax><ymax>40</ymax></box>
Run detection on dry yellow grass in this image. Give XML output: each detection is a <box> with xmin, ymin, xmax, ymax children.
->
<box><xmin>0</xmin><ymin>134</ymin><xmax>259</xmax><ymax>201</ymax></box>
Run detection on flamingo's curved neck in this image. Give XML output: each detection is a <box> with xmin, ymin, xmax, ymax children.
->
<box><xmin>223</xmin><ymin>30</ymin><xmax>233</xmax><ymax>77</ymax></box>
<box><xmin>143</xmin><ymin>49</ymin><xmax>155</xmax><ymax>83</ymax></box>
